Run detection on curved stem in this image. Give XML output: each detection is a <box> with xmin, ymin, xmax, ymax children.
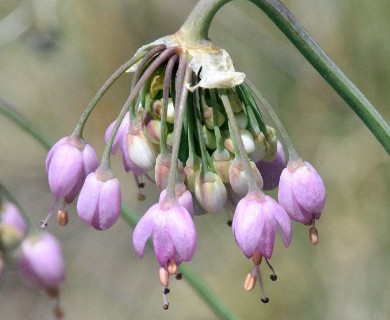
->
<box><xmin>180</xmin><ymin>0</ymin><xmax>390</xmax><ymax>155</ymax></box>
<box><xmin>0</xmin><ymin>97</ymin><xmax>53</xmax><ymax>150</ymax></box>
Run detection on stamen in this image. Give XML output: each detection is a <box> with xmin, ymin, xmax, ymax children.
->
<box><xmin>309</xmin><ymin>224</ymin><xmax>319</xmax><ymax>245</ymax></box>
<box><xmin>254</xmin><ymin>265</ymin><xmax>269</xmax><ymax>304</ymax></box>
<box><xmin>162</xmin><ymin>288</ymin><xmax>170</xmax><ymax>310</ymax></box>
<box><xmin>252</xmin><ymin>251</ymin><xmax>262</xmax><ymax>266</ymax></box>
<box><xmin>175</xmin><ymin>272</ymin><xmax>183</xmax><ymax>280</ymax></box>
<box><xmin>41</xmin><ymin>198</ymin><xmax>60</xmax><ymax>228</ymax></box>
<box><xmin>167</xmin><ymin>259</ymin><xmax>178</xmax><ymax>276</ymax></box>
<box><xmin>144</xmin><ymin>173</ymin><xmax>156</xmax><ymax>184</ymax></box>
<box><xmin>134</xmin><ymin>175</ymin><xmax>146</xmax><ymax>201</ymax></box>
<box><xmin>265</xmin><ymin>258</ymin><xmax>277</xmax><ymax>281</ymax></box>
<box><xmin>57</xmin><ymin>209</ymin><xmax>69</xmax><ymax>227</ymax></box>
<box><xmin>227</xmin><ymin>220</ymin><xmax>232</xmax><ymax>227</ymax></box>
<box><xmin>163</xmin><ymin>287</ymin><xmax>170</xmax><ymax>295</ymax></box>
<box><xmin>244</xmin><ymin>273</ymin><xmax>257</xmax><ymax>291</ymax></box>
<box><xmin>159</xmin><ymin>267</ymin><xmax>169</xmax><ymax>287</ymax></box>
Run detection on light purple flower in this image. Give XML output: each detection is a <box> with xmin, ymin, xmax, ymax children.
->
<box><xmin>133</xmin><ymin>197</ymin><xmax>196</xmax><ymax>267</ymax></box>
<box><xmin>278</xmin><ymin>160</ymin><xmax>326</xmax><ymax>225</ymax></box>
<box><xmin>232</xmin><ymin>191</ymin><xmax>292</xmax><ymax>259</ymax></box>
<box><xmin>256</xmin><ymin>141</ymin><xmax>286</xmax><ymax>191</ymax></box>
<box><xmin>77</xmin><ymin>167</ymin><xmax>121</xmax><ymax>230</ymax></box>
<box><xmin>1</xmin><ymin>202</ymin><xmax>27</xmax><ymax>236</ymax></box>
<box><xmin>19</xmin><ymin>232</ymin><xmax>65</xmax><ymax>290</ymax></box>
<box><xmin>159</xmin><ymin>186</ymin><xmax>194</xmax><ymax>218</ymax></box>
<box><xmin>104</xmin><ymin>112</ymin><xmax>131</xmax><ymax>155</ymax></box>
<box><xmin>46</xmin><ymin>135</ymin><xmax>98</xmax><ymax>204</ymax></box>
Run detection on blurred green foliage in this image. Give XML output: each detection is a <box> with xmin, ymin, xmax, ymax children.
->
<box><xmin>0</xmin><ymin>0</ymin><xmax>389</xmax><ymax>319</ymax></box>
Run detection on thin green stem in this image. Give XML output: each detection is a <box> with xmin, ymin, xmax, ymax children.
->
<box><xmin>180</xmin><ymin>0</ymin><xmax>390</xmax><ymax>155</ymax></box>
<box><xmin>73</xmin><ymin>54</ymin><xmax>145</xmax><ymax>137</ymax></box>
<box><xmin>0</xmin><ymin>97</ymin><xmax>52</xmax><ymax>150</ymax></box>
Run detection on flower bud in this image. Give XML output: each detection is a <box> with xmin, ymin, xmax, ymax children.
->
<box><xmin>19</xmin><ymin>232</ymin><xmax>65</xmax><ymax>290</ymax></box>
<box><xmin>184</xmin><ymin>157</ymin><xmax>201</xmax><ymax>193</ymax></box>
<box><xmin>227</xmin><ymin>90</ymin><xmax>242</xmax><ymax>113</ymax></box>
<box><xmin>46</xmin><ymin>136</ymin><xmax>98</xmax><ymax>204</ymax></box>
<box><xmin>155</xmin><ymin>154</ymin><xmax>185</xmax><ymax>191</ymax></box>
<box><xmin>256</xmin><ymin>141</ymin><xmax>286</xmax><ymax>190</ymax></box>
<box><xmin>195</xmin><ymin>171</ymin><xmax>227</xmax><ymax>213</ymax></box>
<box><xmin>143</xmin><ymin>118</ymin><xmax>162</xmax><ymax>145</ymax></box>
<box><xmin>126</xmin><ymin>127</ymin><xmax>158</xmax><ymax>171</ymax></box>
<box><xmin>212</xmin><ymin>149</ymin><xmax>232</xmax><ymax>183</ymax></box>
<box><xmin>203</xmin><ymin>125</ymin><xmax>217</xmax><ymax>150</ymax></box>
<box><xmin>203</xmin><ymin>105</ymin><xmax>225</xmax><ymax>129</ymax></box>
<box><xmin>278</xmin><ymin>160</ymin><xmax>326</xmax><ymax>224</ymax></box>
<box><xmin>77</xmin><ymin>167</ymin><xmax>121</xmax><ymax>230</ymax></box>
<box><xmin>234</xmin><ymin>111</ymin><xmax>248</xmax><ymax>129</ymax></box>
<box><xmin>224</xmin><ymin>129</ymin><xmax>255</xmax><ymax>155</ymax></box>
<box><xmin>229</xmin><ymin>158</ymin><xmax>263</xmax><ymax>195</ymax></box>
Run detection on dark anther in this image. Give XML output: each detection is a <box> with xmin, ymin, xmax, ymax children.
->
<box><xmin>261</xmin><ymin>297</ymin><xmax>270</xmax><ymax>304</ymax></box>
<box><xmin>163</xmin><ymin>288</ymin><xmax>170</xmax><ymax>295</ymax></box>
<box><xmin>138</xmin><ymin>183</ymin><xmax>145</xmax><ymax>188</ymax></box>
<box><xmin>270</xmin><ymin>274</ymin><xmax>277</xmax><ymax>281</ymax></box>
<box><xmin>227</xmin><ymin>220</ymin><xmax>232</xmax><ymax>227</ymax></box>
<box><xmin>163</xmin><ymin>303</ymin><xmax>169</xmax><ymax>310</ymax></box>
<box><xmin>175</xmin><ymin>272</ymin><xmax>183</xmax><ymax>280</ymax></box>
<box><xmin>40</xmin><ymin>221</ymin><xmax>48</xmax><ymax>228</ymax></box>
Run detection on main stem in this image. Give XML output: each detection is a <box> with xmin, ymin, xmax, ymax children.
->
<box><xmin>180</xmin><ymin>0</ymin><xmax>390</xmax><ymax>155</ymax></box>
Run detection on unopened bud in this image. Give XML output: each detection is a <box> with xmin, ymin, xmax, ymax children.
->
<box><xmin>227</xmin><ymin>90</ymin><xmax>242</xmax><ymax>113</ymax></box>
<box><xmin>229</xmin><ymin>158</ymin><xmax>263</xmax><ymax>195</ymax></box>
<box><xmin>159</xmin><ymin>267</ymin><xmax>169</xmax><ymax>287</ymax></box>
<box><xmin>309</xmin><ymin>227</ymin><xmax>319</xmax><ymax>245</ymax></box>
<box><xmin>57</xmin><ymin>210</ymin><xmax>68</xmax><ymax>227</ymax></box>
<box><xmin>203</xmin><ymin>126</ymin><xmax>216</xmax><ymax>150</ymax></box>
<box><xmin>244</xmin><ymin>273</ymin><xmax>257</xmax><ymax>291</ymax></box>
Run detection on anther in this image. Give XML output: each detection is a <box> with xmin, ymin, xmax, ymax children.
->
<box><xmin>159</xmin><ymin>267</ymin><xmax>169</xmax><ymax>287</ymax></box>
<box><xmin>40</xmin><ymin>220</ymin><xmax>48</xmax><ymax>229</ymax></box>
<box><xmin>167</xmin><ymin>259</ymin><xmax>178</xmax><ymax>275</ymax></box>
<box><xmin>227</xmin><ymin>219</ymin><xmax>232</xmax><ymax>227</ymax></box>
<box><xmin>163</xmin><ymin>287</ymin><xmax>170</xmax><ymax>295</ymax></box>
<box><xmin>265</xmin><ymin>258</ymin><xmax>277</xmax><ymax>281</ymax></box>
<box><xmin>137</xmin><ymin>193</ymin><xmax>146</xmax><ymax>201</ymax></box>
<box><xmin>163</xmin><ymin>302</ymin><xmax>169</xmax><ymax>310</ymax></box>
<box><xmin>244</xmin><ymin>273</ymin><xmax>257</xmax><ymax>291</ymax></box>
<box><xmin>309</xmin><ymin>227</ymin><xmax>319</xmax><ymax>245</ymax></box>
<box><xmin>261</xmin><ymin>297</ymin><xmax>269</xmax><ymax>304</ymax></box>
<box><xmin>57</xmin><ymin>209</ymin><xmax>69</xmax><ymax>227</ymax></box>
<box><xmin>138</xmin><ymin>183</ymin><xmax>145</xmax><ymax>188</ymax></box>
<box><xmin>175</xmin><ymin>272</ymin><xmax>182</xmax><ymax>280</ymax></box>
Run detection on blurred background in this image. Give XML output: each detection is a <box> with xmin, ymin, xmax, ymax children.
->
<box><xmin>0</xmin><ymin>0</ymin><xmax>389</xmax><ymax>319</ymax></box>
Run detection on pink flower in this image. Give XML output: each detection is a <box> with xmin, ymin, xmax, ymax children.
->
<box><xmin>1</xmin><ymin>202</ymin><xmax>27</xmax><ymax>236</ymax></box>
<box><xmin>232</xmin><ymin>191</ymin><xmax>292</xmax><ymax>259</ymax></box>
<box><xmin>104</xmin><ymin>112</ymin><xmax>131</xmax><ymax>155</ymax></box>
<box><xmin>278</xmin><ymin>160</ymin><xmax>326</xmax><ymax>225</ymax></box>
<box><xmin>133</xmin><ymin>196</ymin><xmax>196</xmax><ymax>267</ymax></box>
<box><xmin>256</xmin><ymin>141</ymin><xmax>286</xmax><ymax>191</ymax></box>
<box><xmin>19</xmin><ymin>232</ymin><xmax>65</xmax><ymax>290</ymax></box>
<box><xmin>46</xmin><ymin>136</ymin><xmax>98</xmax><ymax>204</ymax></box>
<box><xmin>77</xmin><ymin>167</ymin><xmax>121</xmax><ymax>230</ymax></box>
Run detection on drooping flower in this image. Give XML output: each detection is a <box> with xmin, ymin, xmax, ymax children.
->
<box><xmin>278</xmin><ymin>159</ymin><xmax>326</xmax><ymax>245</ymax></box>
<box><xmin>19</xmin><ymin>232</ymin><xmax>65</xmax><ymax>291</ymax></box>
<box><xmin>77</xmin><ymin>166</ymin><xmax>121</xmax><ymax>230</ymax></box>
<box><xmin>232</xmin><ymin>190</ymin><xmax>292</xmax><ymax>303</ymax></box>
<box><xmin>43</xmin><ymin>135</ymin><xmax>98</xmax><ymax>227</ymax></box>
<box><xmin>233</xmin><ymin>191</ymin><xmax>292</xmax><ymax>259</ymax></box>
<box><xmin>256</xmin><ymin>141</ymin><xmax>286</xmax><ymax>190</ymax></box>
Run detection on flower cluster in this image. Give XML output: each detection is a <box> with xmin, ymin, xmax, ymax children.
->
<box><xmin>0</xmin><ymin>200</ymin><xmax>65</xmax><ymax>318</ymax></box>
<box><xmin>43</xmin><ymin>32</ymin><xmax>326</xmax><ymax>308</ymax></box>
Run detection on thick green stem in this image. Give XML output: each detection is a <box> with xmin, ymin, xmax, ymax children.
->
<box><xmin>180</xmin><ymin>0</ymin><xmax>390</xmax><ymax>155</ymax></box>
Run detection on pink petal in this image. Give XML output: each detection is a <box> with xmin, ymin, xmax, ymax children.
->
<box><xmin>132</xmin><ymin>204</ymin><xmax>158</xmax><ymax>257</ymax></box>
